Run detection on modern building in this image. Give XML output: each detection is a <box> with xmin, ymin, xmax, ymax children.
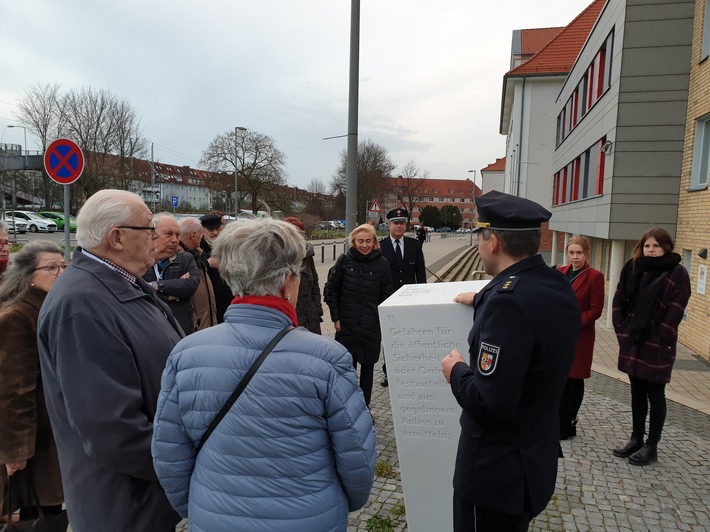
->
<box><xmin>674</xmin><ymin>0</ymin><xmax>710</xmax><ymax>359</ymax></box>
<box><xmin>500</xmin><ymin>0</ymin><xmax>606</xmax><ymax>209</ymax></box>
<box><xmin>549</xmin><ymin>0</ymin><xmax>695</xmax><ymax>325</ymax></box>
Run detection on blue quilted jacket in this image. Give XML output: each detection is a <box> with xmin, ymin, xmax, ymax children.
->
<box><xmin>152</xmin><ymin>304</ymin><xmax>376</xmax><ymax>531</ymax></box>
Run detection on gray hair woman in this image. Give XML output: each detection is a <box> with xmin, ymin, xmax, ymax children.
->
<box><xmin>152</xmin><ymin>218</ymin><xmax>376</xmax><ymax>531</ymax></box>
<box><xmin>0</xmin><ymin>241</ymin><xmax>66</xmax><ymax>524</ymax></box>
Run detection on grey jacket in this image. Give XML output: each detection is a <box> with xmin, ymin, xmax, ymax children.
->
<box><xmin>37</xmin><ymin>249</ymin><xmax>182</xmax><ymax>532</ymax></box>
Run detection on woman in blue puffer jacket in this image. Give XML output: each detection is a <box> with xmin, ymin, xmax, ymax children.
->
<box><xmin>151</xmin><ymin>219</ymin><xmax>376</xmax><ymax>532</ymax></box>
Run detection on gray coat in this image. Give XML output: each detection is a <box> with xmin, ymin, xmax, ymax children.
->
<box><xmin>37</xmin><ymin>249</ymin><xmax>183</xmax><ymax>532</ymax></box>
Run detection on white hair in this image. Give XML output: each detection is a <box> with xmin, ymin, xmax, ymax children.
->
<box><xmin>0</xmin><ymin>220</ymin><xmax>8</xmax><ymax>234</ymax></box>
<box><xmin>212</xmin><ymin>218</ymin><xmax>306</xmax><ymax>297</ymax></box>
<box><xmin>76</xmin><ymin>190</ymin><xmax>145</xmax><ymax>249</ymax></box>
<box><xmin>178</xmin><ymin>217</ymin><xmax>202</xmax><ymax>237</ymax></box>
<box><xmin>153</xmin><ymin>212</ymin><xmax>177</xmax><ymax>225</ymax></box>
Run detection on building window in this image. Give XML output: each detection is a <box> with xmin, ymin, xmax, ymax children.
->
<box><xmin>596</xmin><ymin>138</ymin><xmax>606</xmax><ymax>195</ymax></box>
<box><xmin>439</xmin><ymin>197</ymin><xmax>445</xmax><ymax>202</ymax></box>
<box><xmin>429</xmin><ymin>197</ymin><xmax>434</xmax><ymax>202</ymax></box>
<box><xmin>691</xmin><ymin>116</ymin><xmax>710</xmax><ymax>189</ymax></box>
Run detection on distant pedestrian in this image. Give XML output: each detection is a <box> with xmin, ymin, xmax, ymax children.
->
<box><xmin>556</xmin><ymin>235</ymin><xmax>604</xmax><ymax>439</ymax></box>
<box><xmin>417</xmin><ymin>225</ymin><xmax>427</xmax><ymax>244</ymax></box>
<box><xmin>37</xmin><ymin>190</ymin><xmax>182</xmax><ymax>532</ymax></box>
<box><xmin>0</xmin><ymin>241</ymin><xmax>66</xmax><ymax>527</ymax></box>
<box><xmin>283</xmin><ymin>216</ymin><xmax>324</xmax><ymax>334</ymax></box>
<box><xmin>326</xmin><ymin>223</ymin><xmax>393</xmax><ymax>405</ymax></box>
<box><xmin>612</xmin><ymin>228</ymin><xmax>690</xmax><ymax>466</ymax></box>
<box><xmin>152</xmin><ymin>219</ymin><xmax>375</xmax><ymax>531</ymax></box>
<box><xmin>441</xmin><ymin>190</ymin><xmax>580</xmax><ymax>531</ymax></box>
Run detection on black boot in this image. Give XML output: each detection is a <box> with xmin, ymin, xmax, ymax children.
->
<box><xmin>559</xmin><ymin>419</ymin><xmax>577</xmax><ymax>441</ymax></box>
<box><xmin>613</xmin><ymin>434</ymin><xmax>643</xmax><ymax>458</ymax></box>
<box><xmin>629</xmin><ymin>442</ymin><xmax>658</xmax><ymax>466</ymax></box>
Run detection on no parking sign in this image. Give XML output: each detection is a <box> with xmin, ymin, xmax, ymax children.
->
<box><xmin>44</xmin><ymin>139</ymin><xmax>84</xmax><ymax>185</ymax></box>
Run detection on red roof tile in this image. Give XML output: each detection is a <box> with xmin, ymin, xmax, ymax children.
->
<box><xmin>482</xmin><ymin>158</ymin><xmax>506</xmax><ymax>172</ymax></box>
<box><xmin>508</xmin><ymin>0</ymin><xmax>606</xmax><ymax>76</ymax></box>
<box><xmin>521</xmin><ymin>27</ymin><xmax>563</xmax><ymax>56</ymax></box>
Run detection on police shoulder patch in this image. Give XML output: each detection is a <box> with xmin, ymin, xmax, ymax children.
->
<box><xmin>477</xmin><ymin>342</ymin><xmax>501</xmax><ymax>376</ymax></box>
<box><xmin>498</xmin><ymin>276</ymin><xmax>519</xmax><ymax>292</ymax></box>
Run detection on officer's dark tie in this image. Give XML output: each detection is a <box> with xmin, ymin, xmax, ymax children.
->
<box><xmin>395</xmin><ymin>239</ymin><xmax>403</xmax><ymax>262</ymax></box>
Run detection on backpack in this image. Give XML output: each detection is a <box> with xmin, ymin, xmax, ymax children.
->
<box><xmin>323</xmin><ymin>254</ymin><xmax>346</xmax><ymax>301</ymax></box>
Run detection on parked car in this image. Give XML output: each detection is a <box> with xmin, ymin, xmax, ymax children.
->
<box><xmin>39</xmin><ymin>211</ymin><xmax>78</xmax><ymax>232</ymax></box>
<box><xmin>0</xmin><ymin>213</ymin><xmax>28</xmax><ymax>234</ymax></box>
<box><xmin>7</xmin><ymin>210</ymin><xmax>57</xmax><ymax>233</ymax></box>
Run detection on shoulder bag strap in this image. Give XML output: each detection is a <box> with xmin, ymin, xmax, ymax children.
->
<box><xmin>196</xmin><ymin>324</ymin><xmax>295</xmax><ymax>453</ymax></box>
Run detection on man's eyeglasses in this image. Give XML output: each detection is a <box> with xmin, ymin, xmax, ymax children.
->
<box><xmin>34</xmin><ymin>264</ymin><xmax>68</xmax><ymax>276</ymax></box>
<box><xmin>118</xmin><ymin>225</ymin><xmax>157</xmax><ymax>234</ymax></box>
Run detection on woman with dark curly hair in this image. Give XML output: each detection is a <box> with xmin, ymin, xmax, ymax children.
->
<box><xmin>611</xmin><ymin>228</ymin><xmax>690</xmax><ymax>466</ymax></box>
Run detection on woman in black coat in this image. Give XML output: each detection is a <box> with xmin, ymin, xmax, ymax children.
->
<box><xmin>611</xmin><ymin>228</ymin><xmax>690</xmax><ymax>466</ymax></box>
<box><xmin>326</xmin><ymin>224</ymin><xmax>393</xmax><ymax>405</ymax></box>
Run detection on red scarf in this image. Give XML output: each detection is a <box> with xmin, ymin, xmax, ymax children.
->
<box><xmin>230</xmin><ymin>294</ymin><xmax>298</xmax><ymax>327</ymax></box>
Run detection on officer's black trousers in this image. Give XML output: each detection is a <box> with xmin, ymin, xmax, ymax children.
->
<box><xmin>559</xmin><ymin>377</ymin><xmax>585</xmax><ymax>427</ymax></box>
<box><xmin>454</xmin><ymin>493</ymin><xmax>531</xmax><ymax>532</ymax></box>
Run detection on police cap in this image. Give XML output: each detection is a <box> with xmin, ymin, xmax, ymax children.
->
<box><xmin>472</xmin><ymin>190</ymin><xmax>550</xmax><ymax>233</ymax></box>
<box><xmin>387</xmin><ymin>208</ymin><xmax>408</xmax><ymax>222</ymax></box>
<box><xmin>199</xmin><ymin>213</ymin><xmax>223</xmax><ymax>229</ymax></box>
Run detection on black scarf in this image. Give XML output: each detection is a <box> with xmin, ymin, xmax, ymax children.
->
<box><xmin>623</xmin><ymin>252</ymin><xmax>680</xmax><ymax>340</ymax></box>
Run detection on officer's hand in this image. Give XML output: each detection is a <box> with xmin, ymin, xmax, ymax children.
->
<box><xmin>334</xmin><ymin>320</ymin><xmax>341</xmax><ymax>332</ymax></box>
<box><xmin>453</xmin><ymin>292</ymin><xmax>476</xmax><ymax>306</ymax></box>
<box><xmin>441</xmin><ymin>349</ymin><xmax>466</xmax><ymax>383</ymax></box>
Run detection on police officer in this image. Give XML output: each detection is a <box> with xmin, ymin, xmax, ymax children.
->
<box><xmin>441</xmin><ymin>190</ymin><xmax>580</xmax><ymax>531</ymax></box>
<box><xmin>379</xmin><ymin>208</ymin><xmax>427</xmax><ymax>386</ymax></box>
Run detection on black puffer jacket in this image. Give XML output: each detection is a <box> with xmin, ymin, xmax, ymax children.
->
<box><xmin>326</xmin><ymin>247</ymin><xmax>393</xmax><ymax>365</ymax></box>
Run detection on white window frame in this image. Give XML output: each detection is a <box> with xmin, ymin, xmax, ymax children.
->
<box><xmin>691</xmin><ymin>116</ymin><xmax>710</xmax><ymax>190</ymax></box>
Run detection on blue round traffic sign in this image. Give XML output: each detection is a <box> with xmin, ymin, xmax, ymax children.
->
<box><xmin>44</xmin><ymin>139</ymin><xmax>84</xmax><ymax>185</ymax></box>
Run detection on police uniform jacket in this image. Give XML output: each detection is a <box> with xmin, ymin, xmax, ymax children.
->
<box><xmin>449</xmin><ymin>254</ymin><xmax>580</xmax><ymax>517</ymax></box>
<box><xmin>379</xmin><ymin>236</ymin><xmax>426</xmax><ymax>290</ymax></box>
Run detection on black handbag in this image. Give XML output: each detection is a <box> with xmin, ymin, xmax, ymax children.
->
<box><xmin>1</xmin><ymin>479</ymin><xmax>68</xmax><ymax>532</ymax></box>
<box><xmin>196</xmin><ymin>325</ymin><xmax>294</xmax><ymax>453</ymax></box>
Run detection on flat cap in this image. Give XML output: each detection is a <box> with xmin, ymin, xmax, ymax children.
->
<box><xmin>387</xmin><ymin>208</ymin><xmax>408</xmax><ymax>222</ymax></box>
<box><xmin>199</xmin><ymin>213</ymin><xmax>223</xmax><ymax>229</ymax></box>
<box><xmin>472</xmin><ymin>190</ymin><xmax>550</xmax><ymax>233</ymax></box>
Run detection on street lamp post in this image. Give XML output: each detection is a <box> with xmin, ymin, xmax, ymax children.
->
<box><xmin>468</xmin><ymin>169</ymin><xmax>477</xmax><ymax>245</ymax></box>
<box><xmin>7</xmin><ymin>125</ymin><xmax>27</xmax><ymax>168</ymax></box>
<box><xmin>234</xmin><ymin>126</ymin><xmax>247</xmax><ymax>218</ymax></box>
<box><xmin>7</xmin><ymin>125</ymin><xmax>28</xmax><ymax>211</ymax></box>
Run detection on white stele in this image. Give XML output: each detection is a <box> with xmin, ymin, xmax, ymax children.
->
<box><xmin>378</xmin><ymin>280</ymin><xmax>489</xmax><ymax>532</ymax></box>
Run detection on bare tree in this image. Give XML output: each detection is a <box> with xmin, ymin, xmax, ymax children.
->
<box><xmin>58</xmin><ymin>87</ymin><xmax>121</xmax><ymax>204</ymax></box>
<box><xmin>112</xmin><ymin>98</ymin><xmax>148</xmax><ymax>190</ymax></box>
<box><xmin>330</xmin><ymin>138</ymin><xmax>395</xmax><ymax>224</ymax></box>
<box><xmin>305</xmin><ymin>178</ymin><xmax>328</xmax><ymax>219</ymax></box>
<box><xmin>200</xmin><ymin>129</ymin><xmax>287</xmax><ymax>215</ymax></box>
<box><xmin>14</xmin><ymin>82</ymin><xmax>62</xmax><ymax>208</ymax></box>
<box><xmin>393</xmin><ymin>160</ymin><xmax>429</xmax><ymax>223</ymax></box>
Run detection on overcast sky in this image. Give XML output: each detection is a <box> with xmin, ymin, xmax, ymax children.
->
<box><xmin>0</xmin><ymin>0</ymin><xmax>593</xmax><ymax>190</ymax></box>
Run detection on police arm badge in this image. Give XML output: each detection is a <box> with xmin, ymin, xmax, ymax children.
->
<box><xmin>477</xmin><ymin>342</ymin><xmax>500</xmax><ymax>376</ymax></box>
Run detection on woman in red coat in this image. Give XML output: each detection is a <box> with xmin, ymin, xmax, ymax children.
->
<box><xmin>557</xmin><ymin>235</ymin><xmax>604</xmax><ymax>439</ymax></box>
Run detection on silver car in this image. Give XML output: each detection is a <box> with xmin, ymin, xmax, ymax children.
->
<box><xmin>0</xmin><ymin>213</ymin><xmax>28</xmax><ymax>234</ymax></box>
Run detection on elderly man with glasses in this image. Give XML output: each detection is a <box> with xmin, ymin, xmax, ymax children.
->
<box><xmin>37</xmin><ymin>190</ymin><xmax>183</xmax><ymax>532</ymax></box>
<box><xmin>142</xmin><ymin>213</ymin><xmax>200</xmax><ymax>335</ymax></box>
